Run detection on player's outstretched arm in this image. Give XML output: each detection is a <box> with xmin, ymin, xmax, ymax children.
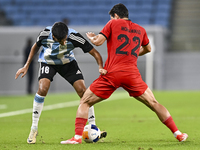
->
<box><xmin>86</xmin><ymin>32</ymin><xmax>106</xmax><ymax>46</ymax></box>
<box><xmin>15</xmin><ymin>43</ymin><xmax>40</xmax><ymax>79</ymax></box>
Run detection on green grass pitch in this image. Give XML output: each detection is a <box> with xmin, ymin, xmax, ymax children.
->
<box><xmin>0</xmin><ymin>90</ymin><xmax>199</xmax><ymax>150</ymax></box>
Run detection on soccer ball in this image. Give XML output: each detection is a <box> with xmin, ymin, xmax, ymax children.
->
<box><xmin>82</xmin><ymin>124</ymin><xmax>101</xmax><ymax>143</ymax></box>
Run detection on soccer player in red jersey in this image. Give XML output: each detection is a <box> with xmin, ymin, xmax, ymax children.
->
<box><xmin>61</xmin><ymin>3</ymin><xmax>188</xmax><ymax>144</ymax></box>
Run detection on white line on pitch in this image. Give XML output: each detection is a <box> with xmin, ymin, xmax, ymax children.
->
<box><xmin>0</xmin><ymin>101</ymin><xmax>80</xmax><ymax>118</ymax></box>
<box><xmin>0</xmin><ymin>91</ymin><xmax>128</xmax><ymax>118</ymax></box>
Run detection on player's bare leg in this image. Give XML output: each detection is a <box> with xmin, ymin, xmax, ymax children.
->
<box><xmin>76</xmin><ymin>88</ymin><xmax>103</xmax><ymax>118</ymax></box>
<box><xmin>61</xmin><ymin>87</ymin><xmax>104</xmax><ymax>144</ymax></box>
<box><xmin>73</xmin><ymin>80</ymin><xmax>86</xmax><ymax>98</ymax></box>
<box><xmin>135</xmin><ymin>87</ymin><xmax>188</xmax><ymax>142</ymax></box>
<box><xmin>135</xmin><ymin>87</ymin><xmax>170</xmax><ymax>121</ymax></box>
<box><xmin>27</xmin><ymin>78</ymin><xmax>50</xmax><ymax>144</ymax></box>
<box><xmin>73</xmin><ymin>80</ymin><xmax>98</xmax><ymax>125</ymax></box>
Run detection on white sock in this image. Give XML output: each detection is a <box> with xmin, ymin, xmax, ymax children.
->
<box><xmin>88</xmin><ymin>106</ymin><xmax>96</xmax><ymax>125</ymax></box>
<box><xmin>173</xmin><ymin>130</ymin><xmax>182</xmax><ymax>137</ymax></box>
<box><xmin>31</xmin><ymin>93</ymin><xmax>45</xmax><ymax>130</ymax></box>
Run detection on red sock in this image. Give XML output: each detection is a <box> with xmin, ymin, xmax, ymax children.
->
<box><xmin>75</xmin><ymin>118</ymin><xmax>87</xmax><ymax>136</ymax></box>
<box><xmin>163</xmin><ymin>116</ymin><xmax>178</xmax><ymax>133</ymax></box>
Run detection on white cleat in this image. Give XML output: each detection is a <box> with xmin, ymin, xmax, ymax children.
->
<box><xmin>27</xmin><ymin>129</ymin><xmax>38</xmax><ymax>144</ymax></box>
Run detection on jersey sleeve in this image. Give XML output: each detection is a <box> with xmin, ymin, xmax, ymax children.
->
<box><xmin>68</xmin><ymin>32</ymin><xmax>93</xmax><ymax>53</ymax></box>
<box><xmin>99</xmin><ymin>20</ymin><xmax>112</xmax><ymax>39</ymax></box>
<box><xmin>141</xmin><ymin>29</ymin><xmax>149</xmax><ymax>46</ymax></box>
<box><xmin>36</xmin><ymin>28</ymin><xmax>51</xmax><ymax>47</ymax></box>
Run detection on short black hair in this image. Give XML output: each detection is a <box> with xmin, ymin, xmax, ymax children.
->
<box><xmin>109</xmin><ymin>3</ymin><xmax>129</xmax><ymax>18</ymax></box>
<box><xmin>52</xmin><ymin>22</ymin><xmax>68</xmax><ymax>40</ymax></box>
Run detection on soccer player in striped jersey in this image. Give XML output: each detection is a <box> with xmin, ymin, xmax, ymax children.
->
<box><xmin>15</xmin><ymin>22</ymin><xmax>107</xmax><ymax>144</ymax></box>
<box><xmin>62</xmin><ymin>3</ymin><xmax>188</xmax><ymax>144</ymax></box>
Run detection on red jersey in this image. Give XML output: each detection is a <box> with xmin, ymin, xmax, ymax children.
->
<box><xmin>100</xmin><ymin>19</ymin><xmax>149</xmax><ymax>73</ymax></box>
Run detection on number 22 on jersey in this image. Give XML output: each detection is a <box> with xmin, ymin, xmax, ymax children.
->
<box><xmin>116</xmin><ymin>34</ymin><xmax>140</xmax><ymax>58</ymax></box>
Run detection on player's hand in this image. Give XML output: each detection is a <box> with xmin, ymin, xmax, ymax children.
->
<box><xmin>15</xmin><ymin>67</ymin><xmax>28</xmax><ymax>79</ymax></box>
<box><xmin>86</xmin><ymin>32</ymin><xmax>96</xmax><ymax>40</ymax></box>
<box><xmin>99</xmin><ymin>68</ymin><xmax>107</xmax><ymax>75</ymax></box>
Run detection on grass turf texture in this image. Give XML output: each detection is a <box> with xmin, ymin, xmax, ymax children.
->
<box><xmin>0</xmin><ymin>90</ymin><xmax>199</xmax><ymax>150</ymax></box>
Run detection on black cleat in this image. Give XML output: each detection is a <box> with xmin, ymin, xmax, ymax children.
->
<box><xmin>100</xmin><ymin>131</ymin><xmax>107</xmax><ymax>139</ymax></box>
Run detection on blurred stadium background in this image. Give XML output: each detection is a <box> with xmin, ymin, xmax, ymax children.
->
<box><xmin>0</xmin><ymin>0</ymin><xmax>199</xmax><ymax>95</ymax></box>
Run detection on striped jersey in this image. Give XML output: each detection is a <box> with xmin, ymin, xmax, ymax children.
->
<box><xmin>36</xmin><ymin>26</ymin><xmax>93</xmax><ymax>65</ymax></box>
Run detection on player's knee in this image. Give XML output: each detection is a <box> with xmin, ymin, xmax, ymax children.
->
<box><xmin>37</xmin><ymin>85</ymin><xmax>49</xmax><ymax>96</ymax></box>
<box><xmin>77</xmin><ymin>88</ymin><xmax>86</xmax><ymax>98</ymax></box>
<box><xmin>81</xmin><ymin>100</ymin><xmax>93</xmax><ymax>108</ymax></box>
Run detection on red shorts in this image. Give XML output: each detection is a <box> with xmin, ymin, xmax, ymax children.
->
<box><xmin>90</xmin><ymin>72</ymin><xmax>148</xmax><ymax>99</ymax></box>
